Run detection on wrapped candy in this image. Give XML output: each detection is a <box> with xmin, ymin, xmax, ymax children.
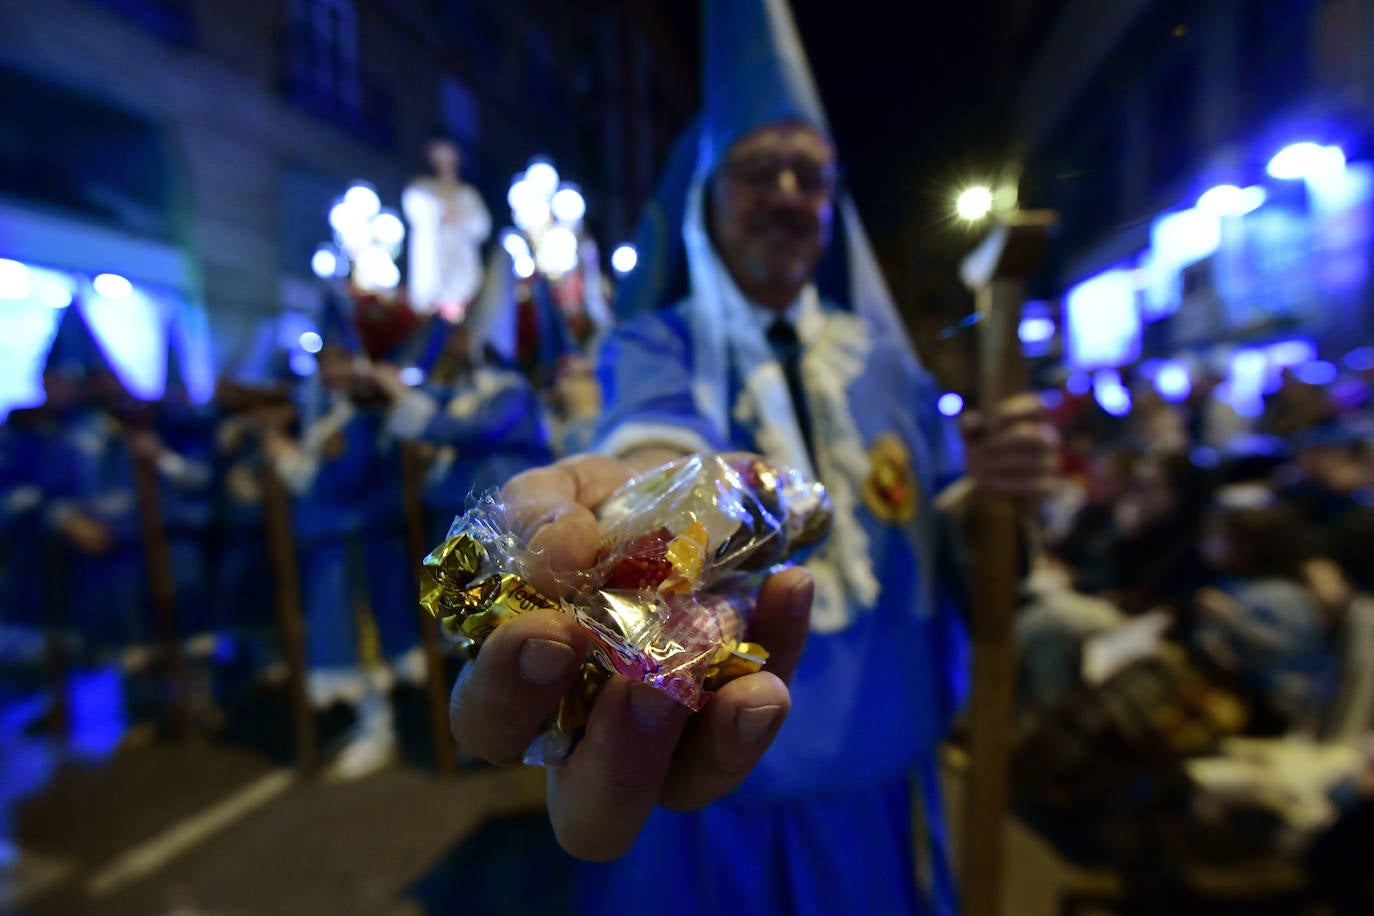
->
<box><xmin>419</xmin><ymin>453</ymin><xmax>831</xmax><ymax>762</ymax></box>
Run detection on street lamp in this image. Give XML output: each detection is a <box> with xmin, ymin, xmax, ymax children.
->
<box><xmin>956</xmin><ymin>186</ymin><xmax>995</xmax><ymax>221</ymax></box>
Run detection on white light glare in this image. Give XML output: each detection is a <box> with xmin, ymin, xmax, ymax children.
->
<box><xmin>610</xmin><ymin>244</ymin><xmax>638</xmax><ymax>275</ymax></box>
<box><xmin>93</xmin><ymin>273</ymin><xmax>133</xmax><ymax>299</ymax></box>
<box><xmin>512</xmin><ymin>196</ymin><xmax>551</xmax><ymax>232</ymax></box>
<box><xmin>551</xmin><ymin>186</ymin><xmax>587</xmax><ymax>224</ymax></box>
<box><xmin>0</xmin><ymin>259</ymin><xmax>32</xmax><ymax>299</ymax></box>
<box><xmin>1094</xmin><ymin>377</ymin><xmax>1132</xmax><ymax>417</ymax></box>
<box><xmin>1297</xmin><ymin>360</ymin><xmax>1339</xmax><ymax>386</ymax></box>
<box><xmin>311</xmin><ymin>248</ymin><xmax>338</xmax><ymax>279</ymax></box>
<box><xmin>956</xmin><ymin>186</ymin><xmax>993</xmax><ymax>221</ymax></box>
<box><xmin>937</xmin><ymin>392</ymin><xmax>964</xmax><ymax>417</ymax></box>
<box><xmin>523</xmin><ymin>160</ymin><xmax>560</xmax><ymax>199</ymax></box>
<box><xmin>1155</xmin><ymin>362</ymin><xmax>1192</xmax><ymax>402</ymax></box>
<box><xmin>536</xmin><ymin>225</ymin><xmax>579</xmax><ymax>276</ymax></box>
<box><xmin>354</xmin><ymin>246</ymin><xmax>401</xmax><ymax>290</ymax></box>
<box><xmin>290</xmin><ymin>352</ymin><xmax>317</xmax><ymax>377</ymax></box>
<box><xmin>398</xmin><ymin>367</ymin><xmax>424</xmax><ymax>386</ymax></box>
<box><xmin>1196</xmin><ymin>184</ymin><xmax>1267</xmax><ymax>217</ymax></box>
<box><xmin>501</xmin><ymin>230</ymin><xmax>531</xmax><ymax>260</ymax></box>
<box><xmin>330</xmin><ymin>202</ymin><xmax>373</xmax><ymax>255</ymax></box>
<box><xmin>342</xmin><ymin>183</ymin><xmax>382</xmax><ymax>218</ymax></box>
<box><xmin>1267</xmin><ymin>143</ymin><xmax>1346</xmax><ymax>181</ymax></box>
<box><xmin>513</xmin><ymin>255</ymin><xmax>536</xmax><ymax>279</ymax></box>
<box><xmin>371</xmin><ymin>211</ymin><xmax>406</xmax><ymax>247</ymax></box>
<box><xmin>1018</xmin><ymin>316</ymin><xmax>1055</xmax><ymax>345</ymax></box>
<box><xmin>299</xmin><ymin>331</ymin><xmax>323</xmax><ymax>354</ymax></box>
<box><xmin>1344</xmin><ymin>347</ymin><xmax>1374</xmax><ymax>372</ymax></box>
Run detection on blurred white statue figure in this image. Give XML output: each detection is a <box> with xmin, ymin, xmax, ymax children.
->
<box><xmin>402</xmin><ymin>139</ymin><xmax>491</xmax><ymax>315</ymax></box>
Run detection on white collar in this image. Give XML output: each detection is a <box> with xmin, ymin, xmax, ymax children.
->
<box><xmin>748</xmin><ymin>285</ymin><xmax>821</xmax><ymax>342</ymax></box>
<box><xmin>748</xmin><ymin>292</ymin><xmax>804</xmax><ymax>332</ymax></box>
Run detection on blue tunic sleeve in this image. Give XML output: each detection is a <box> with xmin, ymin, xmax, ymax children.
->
<box><xmin>592</xmin><ymin>307</ymin><xmax>728</xmax><ymax>457</ymax></box>
<box><xmin>408</xmin><ymin>375</ymin><xmax>548</xmax><ymax>457</ymax></box>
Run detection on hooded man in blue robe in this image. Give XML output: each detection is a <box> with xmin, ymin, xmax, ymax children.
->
<box><xmin>209</xmin><ymin>322</ymin><xmax>286</xmax><ymax>674</ymax></box>
<box><xmin>0</xmin><ymin>309</ymin><xmax>91</xmax><ymax>638</ymax></box>
<box><xmin>448</xmin><ymin>3</ymin><xmax>1057</xmax><ymax>913</ymax></box>
<box><xmin>38</xmin><ymin>300</ymin><xmax>152</xmax><ymax>662</ymax></box>
<box><xmin>147</xmin><ymin>318</ymin><xmax>218</xmax><ymax>651</ymax></box>
<box><xmin>261</xmin><ymin>292</ymin><xmax>419</xmax><ymax>779</ymax></box>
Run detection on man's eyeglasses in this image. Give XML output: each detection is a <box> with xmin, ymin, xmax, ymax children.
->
<box><xmin>721</xmin><ymin>154</ymin><xmax>838</xmax><ymax>196</ymax></box>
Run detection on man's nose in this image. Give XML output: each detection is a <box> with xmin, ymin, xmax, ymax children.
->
<box><xmin>772</xmin><ymin>167</ymin><xmax>803</xmax><ymax>201</ymax></box>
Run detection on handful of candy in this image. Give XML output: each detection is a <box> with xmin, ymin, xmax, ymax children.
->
<box><xmin>420</xmin><ymin>453</ymin><xmax>831</xmax><ymax>762</ymax></box>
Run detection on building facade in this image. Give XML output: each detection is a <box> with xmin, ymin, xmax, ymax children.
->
<box><xmin>0</xmin><ymin>0</ymin><xmax>691</xmax><ymax>412</ymax></box>
<box><xmin>1014</xmin><ymin>0</ymin><xmax>1374</xmax><ymax>407</ymax></box>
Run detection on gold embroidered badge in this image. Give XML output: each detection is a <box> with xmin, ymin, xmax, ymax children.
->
<box><xmin>862</xmin><ymin>432</ymin><xmax>919</xmax><ymax>524</ymax></box>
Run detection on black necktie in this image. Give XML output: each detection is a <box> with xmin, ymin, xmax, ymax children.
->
<box><xmin>765</xmin><ymin>317</ymin><xmax>816</xmax><ymax>464</ymax></box>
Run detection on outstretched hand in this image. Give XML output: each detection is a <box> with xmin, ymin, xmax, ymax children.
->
<box><xmin>448</xmin><ymin>453</ymin><xmax>813</xmax><ymax>860</ymax></box>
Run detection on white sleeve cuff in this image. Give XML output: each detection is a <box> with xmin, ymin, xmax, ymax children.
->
<box><xmin>386</xmin><ymin>390</ymin><xmax>440</xmax><ymax>440</ymax></box>
<box><xmin>596</xmin><ymin>422</ymin><xmax>714</xmax><ymax>460</ymax></box>
<box><xmin>157</xmin><ymin>451</ymin><xmax>212</xmax><ymax>488</ymax></box>
<box><xmin>46</xmin><ymin>500</ymin><xmax>76</xmax><ymax>530</ymax></box>
<box><xmin>2</xmin><ymin>485</ymin><xmax>42</xmax><ymax>517</ymax></box>
<box><xmin>274</xmin><ymin>451</ymin><xmax>319</xmax><ymax>496</ymax></box>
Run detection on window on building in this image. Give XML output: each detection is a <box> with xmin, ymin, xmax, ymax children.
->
<box><xmin>1147</xmin><ymin>51</ymin><xmax>1198</xmax><ymax>193</ymax></box>
<box><xmin>440</xmin><ymin>77</ymin><xmax>480</xmax><ymax>147</ymax></box>
<box><xmin>285</xmin><ymin>0</ymin><xmax>361</xmax><ymax>113</ymax></box>
<box><xmin>0</xmin><ymin>65</ymin><xmax>176</xmax><ymax>240</ymax></box>
<box><xmin>79</xmin><ymin>0</ymin><xmax>195</xmax><ymax>46</ymax></box>
<box><xmin>1237</xmin><ymin>0</ymin><xmax>1316</xmax><ymax>121</ymax></box>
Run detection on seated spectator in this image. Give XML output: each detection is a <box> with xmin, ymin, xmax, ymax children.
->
<box><xmin>1111</xmin><ymin>452</ymin><xmax>1213</xmax><ymax>617</ymax></box>
<box><xmin>1191</xmin><ymin>495</ymin><xmax>1339</xmax><ymax>735</ymax></box>
<box><xmin>1053</xmin><ymin>446</ymin><xmax>1137</xmax><ymax>596</ymax></box>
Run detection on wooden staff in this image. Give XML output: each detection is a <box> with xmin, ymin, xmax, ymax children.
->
<box><xmin>43</xmin><ymin>535</ymin><xmax>70</xmax><ymax>736</ymax></box>
<box><xmin>958</xmin><ymin>211</ymin><xmax>1056</xmax><ymax>916</ymax></box>
<box><xmin>399</xmin><ymin>442</ymin><xmax>458</xmax><ymax>777</ymax></box>
<box><xmin>131</xmin><ymin>441</ymin><xmax>191</xmax><ymax>735</ymax></box>
<box><xmin>259</xmin><ymin>445</ymin><xmax>319</xmax><ymax>777</ymax></box>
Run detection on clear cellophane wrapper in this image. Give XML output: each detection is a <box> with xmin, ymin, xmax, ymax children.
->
<box><xmin>420</xmin><ymin>453</ymin><xmax>831</xmax><ymax>763</ymax></box>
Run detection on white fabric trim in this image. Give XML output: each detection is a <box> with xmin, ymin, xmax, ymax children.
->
<box><xmin>301</xmin><ymin>398</ymin><xmax>355</xmax><ymax>455</ymax></box>
<box><xmin>276</xmin><ymin>398</ymin><xmax>355</xmax><ymax>494</ymax></box>
<box><xmin>92</xmin><ymin>490</ymin><xmax>134</xmax><ymax>518</ymax></box>
<box><xmin>680</xmin><ymin>172</ymin><xmax>880</xmax><ymax>623</ymax></box>
<box><xmin>2</xmin><ymin>485</ymin><xmax>42</xmax><ymax>517</ymax></box>
<box><xmin>307</xmin><ymin>667</ymin><xmax>370</xmax><ymax>708</ymax></box>
<box><xmin>597</xmin><ymin>421</ymin><xmax>715</xmax><ymax>461</ymax></box>
<box><xmin>274</xmin><ymin>450</ymin><xmax>320</xmax><ymax>497</ymax></box>
<box><xmin>390</xmin><ymin>646</ymin><xmax>429</xmax><ymax>687</ymax></box>
<box><xmin>156</xmin><ymin>451</ymin><xmax>212</xmax><ymax>489</ymax></box>
<box><xmin>386</xmin><ymin>389</ymin><xmax>440</xmax><ymax>440</ymax></box>
<box><xmin>46</xmin><ymin>500</ymin><xmax>77</xmax><ymax>530</ymax></box>
<box><xmin>445</xmin><ymin>367</ymin><xmax>521</xmax><ymax>421</ymax></box>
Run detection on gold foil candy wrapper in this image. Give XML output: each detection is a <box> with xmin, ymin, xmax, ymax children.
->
<box><xmin>421</xmin><ymin>533</ymin><xmax>558</xmax><ymax>656</ymax></box>
<box><xmin>555</xmin><ymin>663</ymin><xmax>607</xmax><ymax>738</ymax></box>
<box><xmin>704</xmin><ymin>641</ymin><xmax>769</xmax><ymax>692</ymax></box>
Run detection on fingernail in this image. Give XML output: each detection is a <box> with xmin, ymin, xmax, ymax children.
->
<box><xmin>789</xmin><ymin>570</ymin><xmax>813</xmax><ymax>618</ymax></box>
<box><xmin>524</xmin><ymin>509</ymin><xmax>561</xmax><ymax>543</ymax></box>
<box><xmin>737</xmin><ymin>704</ymin><xmax>783</xmax><ymax>743</ymax></box>
<box><xmin>518</xmin><ymin>638</ymin><xmax>576</xmax><ymax>686</ymax></box>
<box><xmin>628</xmin><ymin>684</ymin><xmax>678</xmax><ymax>730</ymax></box>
